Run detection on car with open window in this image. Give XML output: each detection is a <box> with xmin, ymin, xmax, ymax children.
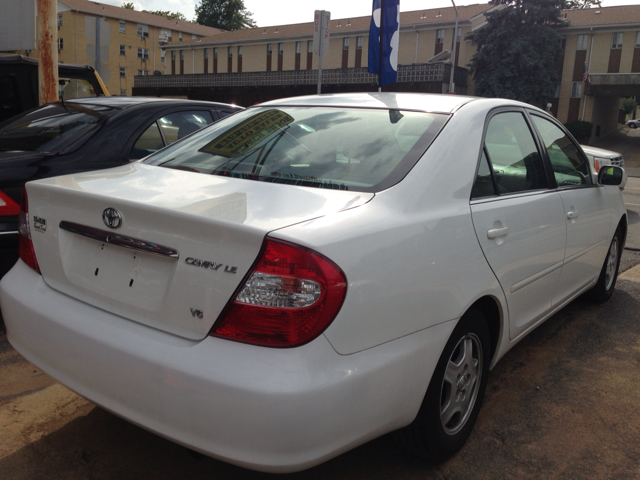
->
<box><xmin>0</xmin><ymin>93</ymin><xmax>626</xmax><ymax>472</ymax></box>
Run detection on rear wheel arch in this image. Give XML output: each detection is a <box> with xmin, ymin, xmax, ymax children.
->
<box><xmin>468</xmin><ymin>296</ymin><xmax>502</xmax><ymax>364</ymax></box>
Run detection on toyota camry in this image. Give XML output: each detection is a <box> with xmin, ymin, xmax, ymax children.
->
<box><xmin>0</xmin><ymin>93</ymin><xmax>626</xmax><ymax>472</ymax></box>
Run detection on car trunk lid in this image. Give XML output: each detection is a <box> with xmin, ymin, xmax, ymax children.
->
<box><xmin>26</xmin><ymin>163</ymin><xmax>372</xmax><ymax>339</ymax></box>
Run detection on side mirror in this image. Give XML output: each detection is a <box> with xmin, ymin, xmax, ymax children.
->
<box><xmin>598</xmin><ymin>165</ymin><xmax>625</xmax><ymax>186</ymax></box>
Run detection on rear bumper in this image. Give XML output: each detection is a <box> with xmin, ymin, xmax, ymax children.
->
<box><xmin>0</xmin><ymin>260</ymin><xmax>454</xmax><ymax>473</ymax></box>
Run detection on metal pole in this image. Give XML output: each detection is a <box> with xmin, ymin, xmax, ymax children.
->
<box><xmin>37</xmin><ymin>0</ymin><xmax>59</xmax><ymax>105</ymax></box>
<box><xmin>378</xmin><ymin>0</ymin><xmax>384</xmax><ymax>92</ymax></box>
<box><xmin>582</xmin><ymin>29</ymin><xmax>594</xmax><ymax>121</ymax></box>
<box><xmin>317</xmin><ymin>11</ymin><xmax>324</xmax><ymax>95</ymax></box>
<box><xmin>448</xmin><ymin>0</ymin><xmax>459</xmax><ymax>94</ymax></box>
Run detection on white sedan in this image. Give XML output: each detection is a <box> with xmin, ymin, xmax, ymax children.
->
<box><xmin>0</xmin><ymin>93</ymin><xmax>627</xmax><ymax>473</ymax></box>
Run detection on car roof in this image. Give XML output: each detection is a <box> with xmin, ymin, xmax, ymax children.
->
<box><xmin>258</xmin><ymin>92</ymin><xmax>479</xmax><ymax>114</ymax></box>
<box><xmin>67</xmin><ymin>96</ymin><xmax>242</xmax><ymax>110</ymax></box>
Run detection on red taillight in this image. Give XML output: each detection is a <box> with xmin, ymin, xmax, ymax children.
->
<box><xmin>0</xmin><ymin>190</ymin><xmax>20</xmax><ymax>216</ymax></box>
<box><xmin>18</xmin><ymin>187</ymin><xmax>41</xmax><ymax>274</ymax></box>
<box><xmin>210</xmin><ymin>239</ymin><xmax>347</xmax><ymax>348</ymax></box>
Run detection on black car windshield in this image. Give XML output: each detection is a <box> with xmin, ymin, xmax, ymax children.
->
<box><xmin>0</xmin><ymin>103</ymin><xmax>115</xmax><ymax>153</ymax></box>
<box><xmin>144</xmin><ymin>106</ymin><xmax>448</xmax><ymax>192</ymax></box>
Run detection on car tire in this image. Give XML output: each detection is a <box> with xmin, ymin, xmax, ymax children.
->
<box><xmin>630</xmin><ymin>123</ymin><xmax>637</xmax><ymax>129</ymax></box>
<box><xmin>393</xmin><ymin>308</ymin><xmax>491</xmax><ymax>462</ymax></box>
<box><xmin>589</xmin><ymin>227</ymin><xmax>623</xmax><ymax>303</ymax></box>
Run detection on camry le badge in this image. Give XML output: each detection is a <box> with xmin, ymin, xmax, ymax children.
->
<box><xmin>102</xmin><ymin>208</ymin><xmax>123</xmax><ymax>229</ymax></box>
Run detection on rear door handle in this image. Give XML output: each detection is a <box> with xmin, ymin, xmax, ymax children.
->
<box><xmin>567</xmin><ymin>210</ymin><xmax>579</xmax><ymax>220</ymax></box>
<box><xmin>487</xmin><ymin>226</ymin><xmax>509</xmax><ymax>239</ymax></box>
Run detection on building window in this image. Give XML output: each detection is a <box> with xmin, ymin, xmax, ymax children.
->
<box><xmin>57</xmin><ymin>14</ymin><xmax>62</xmax><ymax>27</ymax></box>
<box><xmin>179</xmin><ymin>32</ymin><xmax>183</xmax><ymax>42</ymax></box>
<box><xmin>180</xmin><ymin>50</ymin><xmax>184</xmax><ymax>60</ymax></box>
<box><xmin>119</xmin><ymin>21</ymin><xmax>125</xmax><ymax>33</ymax></box>
<box><xmin>137</xmin><ymin>69</ymin><xmax>149</xmax><ymax>75</ymax></box>
<box><xmin>204</xmin><ymin>48</ymin><xmax>208</xmax><ymax>59</ymax></box>
<box><xmin>238</xmin><ymin>45</ymin><xmax>243</xmax><ymax>56</ymax></box>
<box><xmin>57</xmin><ymin>38</ymin><xmax>63</xmax><ymax>50</ymax></box>
<box><xmin>213</xmin><ymin>47</ymin><xmax>218</xmax><ymax>58</ymax></box>
<box><xmin>343</xmin><ymin>37</ymin><xmax>349</xmax><ymax>49</ymax></box>
<box><xmin>296</xmin><ymin>41</ymin><xmax>301</xmax><ymax>54</ymax></box>
<box><xmin>120</xmin><ymin>89</ymin><xmax>126</xmax><ymax>95</ymax></box>
<box><xmin>161</xmin><ymin>49</ymin><xmax>166</xmax><ymax>61</ymax></box>
<box><xmin>636</xmin><ymin>31</ymin><xmax>640</xmax><ymax>48</ymax></box>
<box><xmin>137</xmin><ymin>24</ymin><xmax>149</xmax><ymax>38</ymax></box>
<box><xmin>571</xmin><ymin>81</ymin><xmax>582</xmax><ymax>98</ymax></box>
<box><xmin>120</xmin><ymin>67</ymin><xmax>126</xmax><ymax>78</ymax></box>
<box><xmin>308</xmin><ymin>40</ymin><xmax>313</xmax><ymax>53</ymax></box>
<box><xmin>137</xmin><ymin>48</ymin><xmax>149</xmax><ymax>59</ymax></box>
<box><xmin>553</xmin><ymin>84</ymin><xmax>561</xmax><ymax>98</ymax></box>
<box><xmin>267</xmin><ymin>43</ymin><xmax>272</xmax><ymax>55</ymax></box>
<box><xmin>192</xmin><ymin>35</ymin><xmax>197</xmax><ymax>40</ymax></box>
<box><xmin>611</xmin><ymin>32</ymin><xmax>623</xmax><ymax>49</ymax></box>
<box><xmin>436</xmin><ymin>29</ymin><xmax>444</xmax><ymax>44</ymax></box>
<box><xmin>278</xmin><ymin>43</ymin><xmax>283</xmax><ymax>54</ymax></box>
<box><xmin>456</xmin><ymin>27</ymin><xmax>461</xmax><ymax>42</ymax></box>
<box><xmin>357</xmin><ymin>36</ymin><xmax>363</xmax><ymax>49</ymax></box>
<box><xmin>119</xmin><ymin>45</ymin><xmax>126</xmax><ymax>56</ymax></box>
<box><xmin>228</xmin><ymin>46</ymin><xmax>233</xmax><ymax>57</ymax></box>
<box><xmin>576</xmin><ymin>34</ymin><xmax>589</xmax><ymax>51</ymax></box>
<box><xmin>167</xmin><ymin>31</ymin><xmax>173</xmax><ymax>42</ymax></box>
<box><xmin>171</xmin><ymin>51</ymin><xmax>175</xmax><ymax>61</ymax></box>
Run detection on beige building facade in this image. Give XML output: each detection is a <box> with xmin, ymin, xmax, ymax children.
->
<box><xmin>137</xmin><ymin>3</ymin><xmax>640</xmax><ymax>139</ymax></box>
<box><xmin>19</xmin><ymin>0</ymin><xmax>220</xmax><ymax>96</ymax></box>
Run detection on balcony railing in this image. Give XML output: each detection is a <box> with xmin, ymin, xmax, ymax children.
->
<box><xmin>134</xmin><ymin>63</ymin><xmax>467</xmax><ymax>89</ymax></box>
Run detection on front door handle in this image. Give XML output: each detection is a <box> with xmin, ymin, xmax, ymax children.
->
<box><xmin>567</xmin><ymin>210</ymin><xmax>580</xmax><ymax>220</ymax></box>
<box><xmin>487</xmin><ymin>226</ymin><xmax>509</xmax><ymax>239</ymax></box>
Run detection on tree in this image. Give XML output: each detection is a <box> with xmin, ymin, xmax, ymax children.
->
<box><xmin>467</xmin><ymin>0</ymin><xmax>578</xmax><ymax>108</ymax></box>
<box><xmin>122</xmin><ymin>2</ymin><xmax>134</xmax><ymax>9</ymax></box>
<box><xmin>147</xmin><ymin>10</ymin><xmax>188</xmax><ymax>22</ymax></box>
<box><xmin>194</xmin><ymin>0</ymin><xmax>257</xmax><ymax>31</ymax></box>
<box><xmin>566</xmin><ymin>0</ymin><xmax>601</xmax><ymax>8</ymax></box>
<box><xmin>620</xmin><ymin>97</ymin><xmax>637</xmax><ymax>116</ymax></box>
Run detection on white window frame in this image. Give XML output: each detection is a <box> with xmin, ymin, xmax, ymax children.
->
<box><xmin>57</xmin><ymin>14</ymin><xmax>62</xmax><ymax>27</ymax></box>
<box><xmin>356</xmin><ymin>36</ymin><xmax>363</xmax><ymax>49</ymax></box>
<box><xmin>137</xmin><ymin>48</ymin><xmax>149</xmax><ymax>59</ymax></box>
<box><xmin>137</xmin><ymin>69</ymin><xmax>149</xmax><ymax>76</ymax></box>
<box><xmin>119</xmin><ymin>45</ymin><xmax>126</xmax><ymax>56</ymax></box>
<box><xmin>57</xmin><ymin>38</ymin><xmax>63</xmax><ymax>50</ymax></box>
<box><xmin>576</xmin><ymin>34</ymin><xmax>589</xmax><ymax>51</ymax></box>
<box><xmin>137</xmin><ymin>24</ymin><xmax>149</xmax><ymax>38</ymax></box>
<box><xmin>611</xmin><ymin>32</ymin><xmax>623</xmax><ymax>49</ymax></box>
<box><xmin>119</xmin><ymin>21</ymin><xmax>125</xmax><ymax>34</ymax></box>
<box><xmin>120</xmin><ymin>67</ymin><xmax>126</xmax><ymax>78</ymax></box>
<box><xmin>571</xmin><ymin>81</ymin><xmax>582</xmax><ymax>98</ymax></box>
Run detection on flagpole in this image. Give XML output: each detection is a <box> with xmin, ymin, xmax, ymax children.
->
<box><xmin>378</xmin><ymin>0</ymin><xmax>384</xmax><ymax>92</ymax></box>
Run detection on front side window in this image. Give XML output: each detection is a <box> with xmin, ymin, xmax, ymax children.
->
<box><xmin>483</xmin><ymin>112</ymin><xmax>547</xmax><ymax>194</ymax></box>
<box><xmin>531</xmin><ymin>115</ymin><xmax>592</xmax><ymax>187</ymax></box>
<box><xmin>144</xmin><ymin>107</ymin><xmax>448</xmax><ymax>192</ymax></box>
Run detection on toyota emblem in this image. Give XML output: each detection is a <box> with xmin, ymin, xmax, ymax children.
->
<box><xmin>102</xmin><ymin>208</ymin><xmax>122</xmax><ymax>229</ymax></box>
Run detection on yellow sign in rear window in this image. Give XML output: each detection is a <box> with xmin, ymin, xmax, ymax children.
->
<box><xmin>200</xmin><ymin>109</ymin><xmax>294</xmax><ymax>158</ymax></box>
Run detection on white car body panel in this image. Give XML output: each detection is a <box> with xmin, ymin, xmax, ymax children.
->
<box><xmin>580</xmin><ymin>144</ymin><xmax>627</xmax><ymax>189</ymax></box>
<box><xmin>0</xmin><ymin>93</ymin><xmax>628</xmax><ymax>472</ymax></box>
<box><xmin>1</xmin><ymin>260</ymin><xmax>456</xmax><ymax>473</ymax></box>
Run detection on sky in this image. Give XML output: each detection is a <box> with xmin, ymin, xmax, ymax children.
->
<box><xmin>101</xmin><ymin>0</ymin><xmax>635</xmax><ymax>27</ymax></box>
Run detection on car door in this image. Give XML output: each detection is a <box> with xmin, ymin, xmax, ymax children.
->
<box><xmin>529</xmin><ymin>113</ymin><xmax>611</xmax><ymax>304</ymax></box>
<box><xmin>470</xmin><ymin>109</ymin><xmax>567</xmax><ymax>340</ymax></box>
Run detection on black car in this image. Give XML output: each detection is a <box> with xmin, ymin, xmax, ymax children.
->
<box><xmin>0</xmin><ymin>97</ymin><xmax>243</xmax><ymax>279</ymax></box>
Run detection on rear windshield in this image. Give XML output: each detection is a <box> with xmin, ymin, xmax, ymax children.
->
<box><xmin>0</xmin><ymin>103</ymin><xmax>114</xmax><ymax>153</ymax></box>
<box><xmin>144</xmin><ymin>106</ymin><xmax>448</xmax><ymax>192</ymax></box>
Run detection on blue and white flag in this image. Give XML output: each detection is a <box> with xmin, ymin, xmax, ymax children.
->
<box><xmin>368</xmin><ymin>0</ymin><xmax>400</xmax><ymax>86</ymax></box>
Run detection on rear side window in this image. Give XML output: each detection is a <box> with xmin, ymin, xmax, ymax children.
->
<box><xmin>0</xmin><ymin>103</ymin><xmax>114</xmax><ymax>152</ymax></box>
<box><xmin>144</xmin><ymin>106</ymin><xmax>448</xmax><ymax>192</ymax></box>
<box><xmin>483</xmin><ymin>112</ymin><xmax>547</xmax><ymax>194</ymax></box>
<box><xmin>531</xmin><ymin>114</ymin><xmax>592</xmax><ymax>187</ymax></box>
